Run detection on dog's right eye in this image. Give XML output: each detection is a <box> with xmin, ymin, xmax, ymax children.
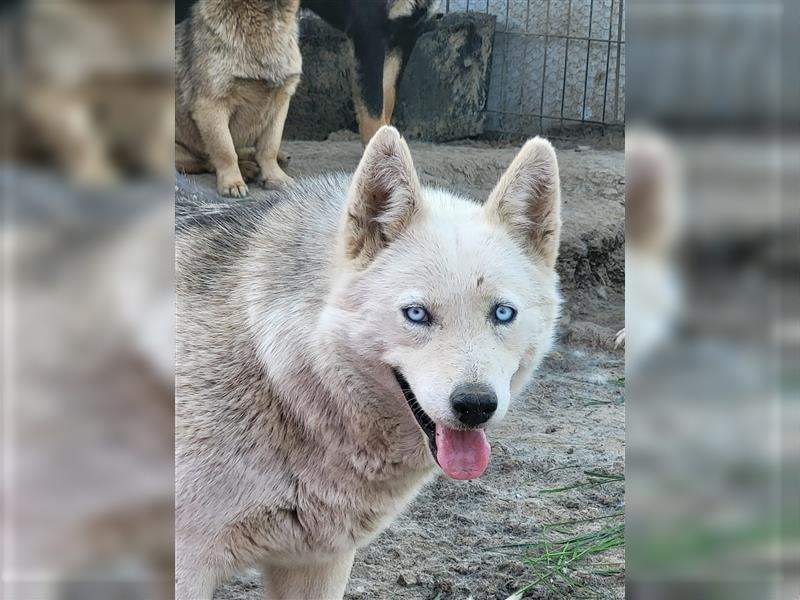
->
<box><xmin>403</xmin><ymin>306</ymin><xmax>431</xmax><ymax>325</ymax></box>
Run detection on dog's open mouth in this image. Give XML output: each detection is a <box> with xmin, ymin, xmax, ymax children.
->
<box><xmin>393</xmin><ymin>369</ymin><xmax>491</xmax><ymax>480</ymax></box>
<box><xmin>393</xmin><ymin>369</ymin><xmax>437</xmax><ymax>457</ymax></box>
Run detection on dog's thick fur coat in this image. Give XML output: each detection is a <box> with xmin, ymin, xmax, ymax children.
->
<box><xmin>176</xmin><ymin>127</ymin><xmax>562</xmax><ymax>599</ymax></box>
<box><xmin>175</xmin><ymin>0</ymin><xmax>300</xmax><ymax>197</ymax></box>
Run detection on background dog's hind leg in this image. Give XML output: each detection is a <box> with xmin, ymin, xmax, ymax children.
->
<box><xmin>262</xmin><ymin>550</ymin><xmax>355</xmax><ymax>600</ymax></box>
<box><xmin>176</xmin><ymin>144</ymin><xmax>276</xmax><ymax>181</ymax></box>
<box><xmin>238</xmin><ymin>160</ymin><xmax>261</xmax><ymax>182</ymax></box>
<box><xmin>175</xmin><ymin>143</ymin><xmax>211</xmax><ymax>174</ymax></box>
<box><xmin>238</xmin><ymin>146</ymin><xmax>291</xmax><ymax>171</ymax></box>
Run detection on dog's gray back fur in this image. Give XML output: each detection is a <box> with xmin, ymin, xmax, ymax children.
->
<box><xmin>177</xmin><ymin>173</ymin><xmax>343</xmax><ymax>307</ymax></box>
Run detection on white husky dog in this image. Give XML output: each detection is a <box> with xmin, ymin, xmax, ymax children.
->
<box><xmin>176</xmin><ymin>126</ymin><xmax>562</xmax><ymax>599</ymax></box>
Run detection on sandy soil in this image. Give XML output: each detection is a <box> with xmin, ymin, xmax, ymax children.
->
<box><xmin>180</xmin><ymin>138</ymin><xmax>625</xmax><ymax>600</ymax></box>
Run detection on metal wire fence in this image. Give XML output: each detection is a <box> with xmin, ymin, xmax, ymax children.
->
<box><xmin>444</xmin><ymin>0</ymin><xmax>625</xmax><ymax>135</ymax></box>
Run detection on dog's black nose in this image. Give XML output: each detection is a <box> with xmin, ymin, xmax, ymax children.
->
<box><xmin>450</xmin><ymin>383</ymin><xmax>498</xmax><ymax>427</ymax></box>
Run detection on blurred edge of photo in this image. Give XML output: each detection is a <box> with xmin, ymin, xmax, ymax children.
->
<box><xmin>626</xmin><ymin>1</ymin><xmax>797</xmax><ymax>599</ymax></box>
<box><xmin>2</xmin><ymin>1</ymin><xmax>175</xmax><ymax>598</ymax></box>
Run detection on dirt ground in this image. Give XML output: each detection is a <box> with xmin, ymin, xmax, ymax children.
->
<box><xmin>181</xmin><ymin>137</ymin><xmax>625</xmax><ymax>600</ymax></box>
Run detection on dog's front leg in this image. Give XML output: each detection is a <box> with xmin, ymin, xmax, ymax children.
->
<box><xmin>262</xmin><ymin>550</ymin><xmax>355</xmax><ymax>600</ymax></box>
<box><xmin>191</xmin><ymin>97</ymin><xmax>248</xmax><ymax>198</ymax></box>
<box><xmin>254</xmin><ymin>78</ymin><xmax>298</xmax><ymax>190</ymax></box>
<box><xmin>174</xmin><ymin>563</ymin><xmax>217</xmax><ymax>600</ymax></box>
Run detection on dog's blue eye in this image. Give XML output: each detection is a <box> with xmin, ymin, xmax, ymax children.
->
<box><xmin>494</xmin><ymin>304</ymin><xmax>517</xmax><ymax>323</ymax></box>
<box><xmin>403</xmin><ymin>306</ymin><xmax>430</xmax><ymax>324</ymax></box>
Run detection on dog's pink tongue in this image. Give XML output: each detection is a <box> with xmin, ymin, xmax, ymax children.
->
<box><xmin>435</xmin><ymin>425</ymin><xmax>491</xmax><ymax>480</ymax></box>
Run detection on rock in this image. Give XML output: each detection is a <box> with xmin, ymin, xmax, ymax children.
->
<box><xmin>562</xmin><ymin>320</ymin><xmax>620</xmax><ymax>351</ymax></box>
<box><xmin>284</xmin><ymin>12</ymin><xmax>496</xmax><ymax>142</ymax></box>
<box><xmin>394</xmin><ymin>13</ymin><xmax>496</xmax><ymax>141</ymax></box>
<box><xmin>284</xmin><ymin>15</ymin><xmax>355</xmax><ymax>140</ymax></box>
<box><xmin>326</xmin><ymin>129</ymin><xmax>360</xmax><ymax>142</ymax></box>
<box><xmin>397</xmin><ymin>571</ymin><xmax>418</xmax><ymax>586</ymax></box>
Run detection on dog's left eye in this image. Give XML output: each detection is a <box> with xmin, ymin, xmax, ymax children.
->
<box><xmin>493</xmin><ymin>304</ymin><xmax>517</xmax><ymax>324</ymax></box>
<box><xmin>403</xmin><ymin>306</ymin><xmax>431</xmax><ymax>324</ymax></box>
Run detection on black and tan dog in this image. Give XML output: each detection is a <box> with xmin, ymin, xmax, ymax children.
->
<box><xmin>176</xmin><ymin>0</ymin><xmax>438</xmax><ymax>148</ymax></box>
<box><xmin>301</xmin><ymin>0</ymin><xmax>438</xmax><ymax>144</ymax></box>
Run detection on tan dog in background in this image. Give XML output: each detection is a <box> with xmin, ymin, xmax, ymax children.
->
<box><xmin>175</xmin><ymin>0</ymin><xmax>300</xmax><ymax>197</ymax></box>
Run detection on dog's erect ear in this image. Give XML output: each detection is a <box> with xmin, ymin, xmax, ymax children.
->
<box><xmin>341</xmin><ymin>126</ymin><xmax>423</xmax><ymax>266</ymax></box>
<box><xmin>484</xmin><ymin>137</ymin><xmax>561</xmax><ymax>268</ymax></box>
